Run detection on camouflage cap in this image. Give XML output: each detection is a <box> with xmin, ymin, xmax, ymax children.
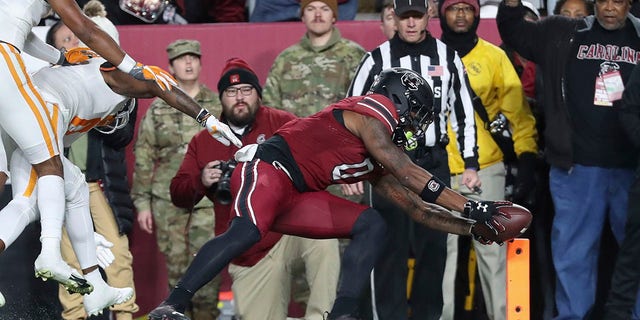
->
<box><xmin>166</xmin><ymin>39</ymin><xmax>201</xmax><ymax>61</ymax></box>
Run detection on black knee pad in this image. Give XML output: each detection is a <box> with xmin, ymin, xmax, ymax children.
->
<box><xmin>352</xmin><ymin>207</ymin><xmax>387</xmax><ymax>242</ymax></box>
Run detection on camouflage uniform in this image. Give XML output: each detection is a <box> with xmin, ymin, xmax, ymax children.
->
<box><xmin>262</xmin><ymin>26</ymin><xmax>366</xmax><ymax>306</ymax></box>
<box><xmin>131</xmin><ymin>85</ymin><xmax>222</xmax><ymax>320</ymax></box>
<box><xmin>263</xmin><ymin>27</ymin><xmax>366</xmax><ymax>116</ymax></box>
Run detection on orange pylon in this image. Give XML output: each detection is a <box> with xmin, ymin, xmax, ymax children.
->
<box><xmin>507</xmin><ymin>238</ymin><xmax>530</xmax><ymax>320</ymax></box>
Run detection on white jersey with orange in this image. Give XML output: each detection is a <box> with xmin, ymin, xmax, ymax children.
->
<box><xmin>32</xmin><ymin>58</ymin><xmax>130</xmax><ymax>147</ymax></box>
<box><xmin>0</xmin><ymin>0</ymin><xmax>50</xmax><ymax>51</ymax></box>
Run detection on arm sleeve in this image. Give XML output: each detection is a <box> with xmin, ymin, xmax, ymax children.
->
<box><xmin>170</xmin><ymin>136</ymin><xmax>207</xmax><ymax>209</ymax></box>
<box><xmin>23</xmin><ymin>31</ymin><xmax>63</xmax><ymax>65</ymax></box>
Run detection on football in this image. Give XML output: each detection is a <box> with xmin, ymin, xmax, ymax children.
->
<box><xmin>473</xmin><ymin>203</ymin><xmax>532</xmax><ymax>243</ymax></box>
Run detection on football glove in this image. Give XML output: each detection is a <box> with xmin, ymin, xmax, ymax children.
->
<box><xmin>128</xmin><ymin>63</ymin><xmax>177</xmax><ymax>92</ymax></box>
<box><xmin>62</xmin><ymin>47</ymin><xmax>99</xmax><ymax>65</ymax></box>
<box><xmin>206</xmin><ymin>116</ymin><xmax>243</xmax><ymax>148</ymax></box>
<box><xmin>94</xmin><ymin>232</ymin><xmax>115</xmax><ymax>269</ymax></box>
<box><xmin>463</xmin><ymin>200</ymin><xmax>511</xmax><ymax>236</ymax></box>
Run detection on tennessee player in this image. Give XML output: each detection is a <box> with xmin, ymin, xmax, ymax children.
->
<box><xmin>0</xmin><ymin>0</ymin><xmax>179</xmax><ymax>293</ymax></box>
<box><xmin>149</xmin><ymin>68</ymin><xmax>515</xmax><ymax>320</ymax></box>
<box><xmin>0</xmin><ymin>52</ymin><xmax>239</xmax><ymax>312</ymax></box>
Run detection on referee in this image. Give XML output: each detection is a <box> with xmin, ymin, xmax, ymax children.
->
<box><xmin>347</xmin><ymin>0</ymin><xmax>479</xmax><ymax>318</ymax></box>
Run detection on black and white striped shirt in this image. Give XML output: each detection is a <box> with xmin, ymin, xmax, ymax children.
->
<box><xmin>347</xmin><ymin>34</ymin><xmax>479</xmax><ymax>168</ymax></box>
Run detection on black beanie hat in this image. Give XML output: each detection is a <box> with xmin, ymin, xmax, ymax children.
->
<box><xmin>217</xmin><ymin>57</ymin><xmax>262</xmax><ymax>99</ymax></box>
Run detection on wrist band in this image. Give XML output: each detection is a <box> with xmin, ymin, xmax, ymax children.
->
<box><xmin>420</xmin><ymin>175</ymin><xmax>445</xmax><ymax>203</ymax></box>
<box><xmin>116</xmin><ymin>54</ymin><xmax>136</xmax><ymax>73</ymax></box>
<box><xmin>196</xmin><ymin>109</ymin><xmax>211</xmax><ymax>127</ymax></box>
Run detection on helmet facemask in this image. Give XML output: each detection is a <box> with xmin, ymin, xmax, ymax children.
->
<box><xmin>392</xmin><ymin>73</ymin><xmax>435</xmax><ymax>151</ymax></box>
<box><xmin>95</xmin><ymin>98</ymin><xmax>136</xmax><ymax>134</ymax></box>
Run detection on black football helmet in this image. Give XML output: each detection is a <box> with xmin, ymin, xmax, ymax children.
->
<box><xmin>368</xmin><ymin>67</ymin><xmax>435</xmax><ymax>151</ymax></box>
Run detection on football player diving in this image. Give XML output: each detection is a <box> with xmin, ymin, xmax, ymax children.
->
<box><xmin>149</xmin><ymin>68</ymin><xmax>525</xmax><ymax>320</ymax></box>
<box><xmin>0</xmin><ymin>51</ymin><xmax>240</xmax><ymax>313</ymax></box>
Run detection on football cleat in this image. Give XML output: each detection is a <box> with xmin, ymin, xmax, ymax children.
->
<box><xmin>84</xmin><ymin>285</ymin><xmax>134</xmax><ymax>316</ymax></box>
<box><xmin>148</xmin><ymin>303</ymin><xmax>190</xmax><ymax>320</ymax></box>
<box><xmin>34</xmin><ymin>254</ymin><xmax>93</xmax><ymax>294</ymax></box>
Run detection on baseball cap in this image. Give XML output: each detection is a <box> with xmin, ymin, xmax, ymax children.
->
<box><xmin>393</xmin><ymin>0</ymin><xmax>428</xmax><ymax>15</ymax></box>
<box><xmin>166</xmin><ymin>39</ymin><xmax>202</xmax><ymax>61</ymax></box>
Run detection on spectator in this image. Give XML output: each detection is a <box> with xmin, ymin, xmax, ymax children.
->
<box><xmin>263</xmin><ymin>0</ymin><xmax>366</xmax><ymax>116</ymax></box>
<box><xmin>552</xmin><ymin>0</ymin><xmax>593</xmax><ymax>18</ymax></box>
<box><xmin>438</xmin><ymin>0</ymin><xmax>538</xmax><ymax>318</ymax></box>
<box><xmin>76</xmin><ymin>0</ymin><xmax>187</xmax><ymax>24</ymax></box>
<box><xmin>250</xmin><ymin>0</ymin><xmax>359</xmax><ymax>22</ymax></box>
<box><xmin>171</xmin><ymin>57</ymin><xmax>340</xmax><ymax>320</ymax></box>
<box><xmin>47</xmin><ymin>3</ymin><xmax>140</xmax><ymax>319</ymax></box>
<box><xmin>602</xmin><ymin>62</ymin><xmax>640</xmax><ymax>320</ymax></box>
<box><xmin>347</xmin><ymin>0</ymin><xmax>479</xmax><ymax>318</ymax></box>
<box><xmin>497</xmin><ymin>0</ymin><xmax>640</xmax><ymax>319</ymax></box>
<box><xmin>132</xmin><ymin>39</ymin><xmax>222</xmax><ymax>320</ymax></box>
<box><xmin>177</xmin><ymin>0</ymin><xmax>247</xmax><ymax>22</ymax></box>
<box><xmin>380</xmin><ymin>0</ymin><xmax>396</xmax><ymax>39</ymax></box>
<box><xmin>263</xmin><ymin>0</ymin><xmax>366</xmax><ymax>206</ymax></box>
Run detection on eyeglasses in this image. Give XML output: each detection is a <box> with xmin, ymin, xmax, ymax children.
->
<box><xmin>224</xmin><ymin>86</ymin><xmax>254</xmax><ymax>97</ymax></box>
<box><xmin>445</xmin><ymin>5</ymin><xmax>475</xmax><ymax>14</ymax></box>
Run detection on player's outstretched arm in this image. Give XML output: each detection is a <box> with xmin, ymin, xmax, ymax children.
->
<box><xmin>371</xmin><ymin>174</ymin><xmax>474</xmax><ymax>236</ymax></box>
<box><xmin>346</xmin><ymin>111</ymin><xmax>515</xmax><ymax>243</ymax></box>
<box><xmin>102</xmin><ymin>67</ymin><xmax>242</xmax><ymax>147</ymax></box>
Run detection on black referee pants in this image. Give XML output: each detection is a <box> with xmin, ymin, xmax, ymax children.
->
<box><xmin>365</xmin><ymin>147</ymin><xmax>450</xmax><ymax>320</ymax></box>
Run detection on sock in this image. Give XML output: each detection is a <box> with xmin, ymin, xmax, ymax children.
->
<box><xmin>37</xmin><ymin>175</ymin><xmax>65</xmax><ymax>241</ymax></box>
<box><xmin>165</xmin><ymin>286</ymin><xmax>193</xmax><ymax>313</ymax></box>
<box><xmin>85</xmin><ymin>269</ymin><xmax>105</xmax><ymax>287</ymax></box>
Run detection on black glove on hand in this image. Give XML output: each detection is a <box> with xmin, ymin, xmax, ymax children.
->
<box><xmin>463</xmin><ymin>200</ymin><xmax>509</xmax><ymax>235</ymax></box>
<box><xmin>513</xmin><ymin>152</ymin><xmax>537</xmax><ymax>205</ymax></box>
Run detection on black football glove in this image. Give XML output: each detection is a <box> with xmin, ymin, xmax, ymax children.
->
<box><xmin>513</xmin><ymin>152</ymin><xmax>537</xmax><ymax>205</ymax></box>
<box><xmin>463</xmin><ymin>200</ymin><xmax>511</xmax><ymax>236</ymax></box>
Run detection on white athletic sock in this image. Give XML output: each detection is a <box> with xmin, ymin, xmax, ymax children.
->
<box><xmin>85</xmin><ymin>269</ymin><xmax>107</xmax><ymax>288</ymax></box>
<box><xmin>65</xmin><ymin>203</ymin><xmax>97</xmax><ymax>270</ymax></box>
<box><xmin>38</xmin><ymin>175</ymin><xmax>65</xmax><ymax>252</ymax></box>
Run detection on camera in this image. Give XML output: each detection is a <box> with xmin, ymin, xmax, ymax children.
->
<box><xmin>213</xmin><ymin>160</ymin><xmax>237</xmax><ymax>205</ymax></box>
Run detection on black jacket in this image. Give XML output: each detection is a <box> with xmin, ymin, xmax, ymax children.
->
<box><xmin>84</xmin><ymin>103</ymin><xmax>137</xmax><ymax>235</ymax></box>
<box><xmin>497</xmin><ymin>3</ymin><xmax>640</xmax><ymax>169</ymax></box>
<box><xmin>620</xmin><ymin>64</ymin><xmax>640</xmax><ymax>173</ymax></box>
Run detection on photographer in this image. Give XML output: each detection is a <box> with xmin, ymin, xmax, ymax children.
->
<box><xmin>170</xmin><ymin>58</ymin><xmax>341</xmax><ymax>320</ymax></box>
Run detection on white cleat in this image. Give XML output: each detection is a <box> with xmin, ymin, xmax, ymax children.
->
<box><xmin>0</xmin><ymin>290</ymin><xmax>5</xmax><ymax>307</ymax></box>
<box><xmin>34</xmin><ymin>254</ymin><xmax>93</xmax><ymax>294</ymax></box>
<box><xmin>84</xmin><ymin>285</ymin><xmax>134</xmax><ymax>316</ymax></box>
